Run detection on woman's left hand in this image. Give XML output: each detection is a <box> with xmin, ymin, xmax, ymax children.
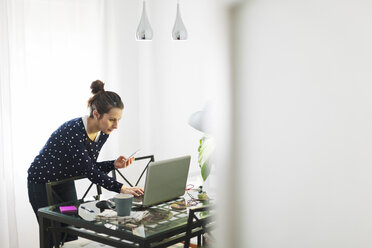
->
<box><xmin>114</xmin><ymin>156</ymin><xmax>135</xmax><ymax>169</ymax></box>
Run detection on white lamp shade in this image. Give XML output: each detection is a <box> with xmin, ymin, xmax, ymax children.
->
<box><xmin>188</xmin><ymin>110</ymin><xmax>205</xmax><ymax>133</ymax></box>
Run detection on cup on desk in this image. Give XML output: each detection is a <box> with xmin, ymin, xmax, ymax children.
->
<box><xmin>114</xmin><ymin>193</ymin><xmax>133</xmax><ymax>216</ymax></box>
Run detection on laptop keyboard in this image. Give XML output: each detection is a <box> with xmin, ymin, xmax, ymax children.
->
<box><xmin>133</xmin><ymin>195</ymin><xmax>144</xmax><ymax>203</ymax></box>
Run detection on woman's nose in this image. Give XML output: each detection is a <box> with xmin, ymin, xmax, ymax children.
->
<box><xmin>112</xmin><ymin>121</ymin><xmax>118</xmax><ymax>129</ymax></box>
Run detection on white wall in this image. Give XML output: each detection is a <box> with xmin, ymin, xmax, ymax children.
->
<box><xmin>98</xmin><ymin>0</ymin><xmax>230</xmax><ymax>189</ymax></box>
<box><xmin>229</xmin><ymin>0</ymin><xmax>372</xmax><ymax>247</ymax></box>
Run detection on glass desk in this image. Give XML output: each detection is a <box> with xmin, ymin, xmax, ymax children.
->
<box><xmin>38</xmin><ymin>196</ymin><xmax>214</xmax><ymax>248</ymax></box>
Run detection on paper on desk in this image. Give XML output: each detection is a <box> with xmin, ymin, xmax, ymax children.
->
<box><xmin>96</xmin><ymin>209</ymin><xmax>150</xmax><ymax>223</ymax></box>
<box><xmin>132</xmin><ymin>225</ymin><xmax>145</xmax><ymax>236</ymax></box>
<box><xmin>78</xmin><ymin>201</ymin><xmax>100</xmax><ymax>221</ymax></box>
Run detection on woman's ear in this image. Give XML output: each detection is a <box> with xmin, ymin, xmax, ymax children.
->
<box><xmin>93</xmin><ymin>109</ymin><xmax>100</xmax><ymax>120</ymax></box>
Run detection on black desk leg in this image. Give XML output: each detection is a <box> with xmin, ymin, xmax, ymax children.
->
<box><xmin>39</xmin><ymin>215</ymin><xmax>51</xmax><ymax>248</ymax></box>
<box><xmin>139</xmin><ymin>241</ymin><xmax>150</xmax><ymax>248</ymax></box>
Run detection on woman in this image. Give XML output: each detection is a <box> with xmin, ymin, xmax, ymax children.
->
<box><xmin>27</xmin><ymin>80</ymin><xmax>144</xmax><ymax>221</ymax></box>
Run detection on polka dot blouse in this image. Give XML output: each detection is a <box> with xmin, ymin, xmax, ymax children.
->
<box><xmin>27</xmin><ymin>117</ymin><xmax>123</xmax><ymax>193</ymax></box>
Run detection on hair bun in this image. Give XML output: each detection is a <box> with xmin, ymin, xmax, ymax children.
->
<box><xmin>91</xmin><ymin>80</ymin><xmax>105</xmax><ymax>94</ymax></box>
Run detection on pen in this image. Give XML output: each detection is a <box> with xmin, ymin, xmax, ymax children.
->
<box><xmin>81</xmin><ymin>206</ymin><xmax>95</xmax><ymax>213</ymax></box>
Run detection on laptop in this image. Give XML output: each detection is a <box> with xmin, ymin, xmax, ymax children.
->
<box><xmin>133</xmin><ymin>155</ymin><xmax>191</xmax><ymax>207</ymax></box>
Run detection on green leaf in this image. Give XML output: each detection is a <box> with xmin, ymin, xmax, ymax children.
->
<box><xmin>198</xmin><ymin>136</ymin><xmax>215</xmax><ymax>181</ymax></box>
<box><xmin>201</xmin><ymin>160</ymin><xmax>211</xmax><ymax>181</ymax></box>
<box><xmin>198</xmin><ymin>137</ymin><xmax>205</xmax><ymax>153</ymax></box>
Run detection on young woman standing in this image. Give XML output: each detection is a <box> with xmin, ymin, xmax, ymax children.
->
<box><xmin>27</xmin><ymin>80</ymin><xmax>143</xmax><ymax>236</ymax></box>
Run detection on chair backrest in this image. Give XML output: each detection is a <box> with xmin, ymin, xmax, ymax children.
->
<box><xmin>112</xmin><ymin>155</ymin><xmax>155</xmax><ymax>187</ymax></box>
<box><xmin>45</xmin><ymin>175</ymin><xmax>103</xmax><ymax>206</ymax></box>
<box><xmin>184</xmin><ymin>204</ymin><xmax>216</xmax><ymax>248</ymax></box>
<box><xmin>45</xmin><ymin>155</ymin><xmax>155</xmax><ymax>206</ymax></box>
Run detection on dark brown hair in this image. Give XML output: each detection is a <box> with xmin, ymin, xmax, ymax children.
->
<box><xmin>87</xmin><ymin>80</ymin><xmax>124</xmax><ymax>118</ymax></box>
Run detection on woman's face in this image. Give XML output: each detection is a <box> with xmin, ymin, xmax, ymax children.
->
<box><xmin>96</xmin><ymin>107</ymin><xmax>123</xmax><ymax>134</ymax></box>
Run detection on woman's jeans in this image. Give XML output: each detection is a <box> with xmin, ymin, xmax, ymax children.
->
<box><xmin>28</xmin><ymin>180</ymin><xmax>78</xmax><ymax>247</ymax></box>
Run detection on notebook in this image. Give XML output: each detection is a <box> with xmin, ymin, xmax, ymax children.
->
<box><xmin>133</xmin><ymin>155</ymin><xmax>191</xmax><ymax>207</ymax></box>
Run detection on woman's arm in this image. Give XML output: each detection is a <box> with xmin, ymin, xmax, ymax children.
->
<box><xmin>95</xmin><ymin>160</ymin><xmax>115</xmax><ymax>173</ymax></box>
<box><xmin>70</xmin><ymin>141</ymin><xmax>123</xmax><ymax>193</ymax></box>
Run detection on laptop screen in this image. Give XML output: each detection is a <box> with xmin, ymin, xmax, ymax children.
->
<box><xmin>141</xmin><ymin>155</ymin><xmax>191</xmax><ymax>207</ymax></box>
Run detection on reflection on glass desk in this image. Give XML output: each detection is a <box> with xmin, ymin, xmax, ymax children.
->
<box><xmin>38</xmin><ymin>194</ymin><xmax>214</xmax><ymax>248</ymax></box>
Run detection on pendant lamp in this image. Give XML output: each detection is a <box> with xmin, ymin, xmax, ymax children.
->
<box><xmin>172</xmin><ymin>0</ymin><xmax>188</xmax><ymax>40</ymax></box>
<box><xmin>136</xmin><ymin>0</ymin><xmax>153</xmax><ymax>40</ymax></box>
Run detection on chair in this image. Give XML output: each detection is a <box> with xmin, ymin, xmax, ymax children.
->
<box><xmin>184</xmin><ymin>204</ymin><xmax>216</xmax><ymax>248</ymax></box>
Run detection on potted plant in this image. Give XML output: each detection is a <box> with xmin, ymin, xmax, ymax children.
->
<box><xmin>197</xmin><ymin>135</ymin><xmax>215</xmax><ymax>200</ymax></box>
<box><xmin>188</xmin><ymin>108</ymin><xmax>215</xmax><ymax>200</ymax></box>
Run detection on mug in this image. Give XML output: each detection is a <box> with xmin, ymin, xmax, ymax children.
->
<box><xmin>114</xmin><ymin>193</ymin><xmax>133</xmax><ymax>216</ymax></box>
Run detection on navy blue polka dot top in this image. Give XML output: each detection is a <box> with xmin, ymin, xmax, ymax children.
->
<box><xmin>27</xmin><ymin>117</ymin><xmax>123</xmax><ymax>193</ymax></box>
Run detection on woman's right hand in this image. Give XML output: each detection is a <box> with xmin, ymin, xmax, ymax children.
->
<box><xmin>120</xmin><ymin>185</ymin><xmax>144</xmax><ymax>197</ymax></box>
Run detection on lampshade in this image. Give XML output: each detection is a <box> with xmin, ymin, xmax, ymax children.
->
<box><xmin>188</xmin><ymin>110</ymin><xmax>205</xmax><ymax>133</ymax></box>
<box><xmin>172</xmin><ymin>1</ymin><xmax>188</xmax><ymax>40</ymax></box>
<box><xmin>136</xmin><ymin>0</ymin><xmax>153</xmax><ymax>40</ymax></box>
